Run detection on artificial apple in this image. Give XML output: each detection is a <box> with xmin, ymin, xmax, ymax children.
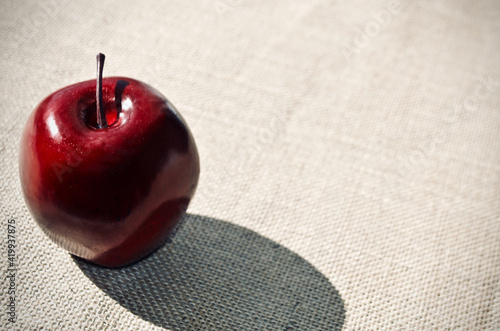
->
<box><xmin>19</xmin><ymin>54</ymin><xmax>200</xmax><ymax>267</ymax></box>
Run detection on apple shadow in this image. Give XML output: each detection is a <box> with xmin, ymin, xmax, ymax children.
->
<box><xmin>74</xmin><ymin>214</ymin><xmax>345</xmax><ymax>330</ymax></box>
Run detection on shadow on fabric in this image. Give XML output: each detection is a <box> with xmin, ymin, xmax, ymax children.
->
<box><xmin>74</xmin><ymin>214</ymin><xmax>345</xmax><ymax>330</ymax></box>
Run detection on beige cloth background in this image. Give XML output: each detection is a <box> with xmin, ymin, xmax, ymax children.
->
<box><xmin>1</xmin><ymin>0</ymin><xmax>499</xmax><ymax>330</ymax></box>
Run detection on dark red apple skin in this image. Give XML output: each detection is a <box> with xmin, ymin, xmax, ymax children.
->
<box><xmin>19</xmin><ymin>77</ymin><xmax>200</xmax><ymax>267</ymax></box>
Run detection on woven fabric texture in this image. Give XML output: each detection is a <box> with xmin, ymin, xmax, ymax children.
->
<box><xmin>1</xmin><ymin>0</ymin><xmax>499</xmax><ymax>330</ymax></box>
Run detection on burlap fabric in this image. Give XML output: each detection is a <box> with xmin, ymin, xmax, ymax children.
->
<box><xmin>1</xmin><ymin>0</ymin><xmax>499</xmax><ymax>330</ymax></box>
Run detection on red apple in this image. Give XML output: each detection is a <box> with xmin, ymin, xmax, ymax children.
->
<box><xmin>19</xmin><ymin>54</ymin><xmax>200</xmax><ymax>267</ymax></box>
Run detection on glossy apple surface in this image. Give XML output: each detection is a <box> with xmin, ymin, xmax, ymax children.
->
<box><xmin>19</xmin><ymin>77</ymin><xmax>200</xmax><ymax>267</ymax></box>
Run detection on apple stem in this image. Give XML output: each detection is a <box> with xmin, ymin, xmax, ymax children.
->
<box><xmin>96</xmin><ymin>53</ymin><xmax>107</xmax><ymax>129</ymax></box>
